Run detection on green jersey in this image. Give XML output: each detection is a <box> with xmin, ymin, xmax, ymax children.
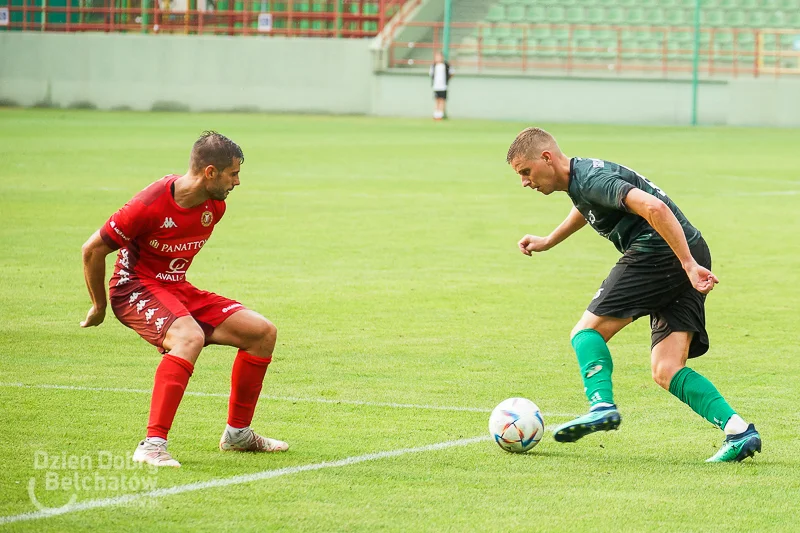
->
<box><xmin>568</xmin><ymin>157</ymin><xmax>701</xmax><ymax>253</ymax></box>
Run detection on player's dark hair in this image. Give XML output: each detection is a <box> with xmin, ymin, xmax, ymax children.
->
<box><xmin>506</xmin><ymin>127</ymin><xmax>558</xmax><ymax>164</ymax></box>
<box><xmin>190</xmin><ymin>131</ymin><xmax>244</xmax><ymax>173</ymax></box>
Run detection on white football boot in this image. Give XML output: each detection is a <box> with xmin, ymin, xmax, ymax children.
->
<box><xmin>132</xmin><ymin>439</ymin><xmax>181</xmax><ymax>468</ymax></box>
<box><xmin>219</xmin><ymin>427</ymin><xmax>289</xmax><ymax>453</ymax></box>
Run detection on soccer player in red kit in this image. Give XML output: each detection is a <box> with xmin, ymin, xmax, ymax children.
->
<box><xmin>80</xmin><ymin>131</ymin><xmax>288</xmax><ymax>467</ymax></box>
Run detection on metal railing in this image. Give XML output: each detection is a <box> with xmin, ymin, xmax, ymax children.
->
<box><xmin>0</xmin><ymin>0</ymin><xmax>406</xmax><ymax>37</ymax></box>
<box><xmin>387</xmin><ymin>21</ymin><xmax>800</xmax><ymax>77</ymax></box>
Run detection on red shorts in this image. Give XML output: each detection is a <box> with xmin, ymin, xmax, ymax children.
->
<box><xmin>110</xmin><ymin>278</ymin><xmax>246</xmax><ymax>351</ymax></box>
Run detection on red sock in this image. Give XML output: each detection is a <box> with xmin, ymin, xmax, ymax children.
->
<box><xmin>228</xmin><ymin>350</ymin><xmax>271</xmax><ymax>428</ymax></box>
<box><xmin>146</xmin><ymin>354</ymin><xmax>194</xmax><ymax>440</ymax></box>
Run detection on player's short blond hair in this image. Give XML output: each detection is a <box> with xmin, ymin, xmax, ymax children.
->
<box><xmin>506</xmin><ymin>127</ymin><xmax>559</xmax><ymax>164</ymax></box>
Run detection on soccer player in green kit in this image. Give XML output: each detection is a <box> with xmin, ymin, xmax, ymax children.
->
<box><xmin>506</xmin><ymin>127</ymin><xmax>761</xmax><ymax>462</ymax></box>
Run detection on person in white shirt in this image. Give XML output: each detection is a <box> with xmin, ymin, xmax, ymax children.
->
<box><xmin>429</xmin><ymin>51</ymin><xmax>453</xmax><ymax>120</ymax></box>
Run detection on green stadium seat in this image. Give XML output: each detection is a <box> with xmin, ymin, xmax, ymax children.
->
<box><xmin>780</xmin><ymin>0</ymin><xmax>800</xmax><ymax>9</ymax></box>
<box><xmin>492</xmin><ymin>25</ymin><xmax>512</xmax><ymax>39</ymax></box>
<box><xmin>606</xmin><ymin>7</ymin><xmax>624</xmax><ymax>24</ymax></box>
<box><xmin>667</xmin><ymin>40</ymin><xmax>689</xmax><ymax>60</ymax></box>
<box><xmin>780</xmin><ymin>33</ymin><xmax>797</xmax><ymax>46</ymax></box>
<box><xmin>565</xmin><ymin>7</ymin><xmax>584</xmax><ymax>23</ymax></box>
<box><xmin>761</xmin><ymin>0</ymin><xmax>779</xmax><ymax>8</ymax></box>
<box><xmin>767</xmin><ymin>12</ymin><xmax>787</xmax><ymax>27</ymax></box>
<box><xmin>524</xmin><ymin>38</ymin><xmax>539</xmax><ymax>57</ymax></box>
<box><xmin>527</xmin><ymin>5</ymin><xmax>546</xmax><ymax>22</ymax></box>
<box><xmin>586</xmin><ymin>7</ymin><xmax>604</xmax><ymax>22</ymax></box>
<box><xmin>531</xmin><ymin>26</ymin><xmax>551</xmax><ymax>39</ymax></box>
<box><xmin>548</xmin><ymin>6</ymin><xmax>566</xmax><ymax>23</ymax></box>
<box><xmin>294</xmin><ymin>1</ymin><xmax>310</xmax><ymax>12</ymax></box>
<box><xmin>311</xmin><ymin>1</ymin><xmax>325</xmax><ymax>12</ymax></box>
<box><xmin>498</xmin><ymin>38</ymin><xmax>520</xmax><ymax>56</ymax></box>
<box><xmin>498</xmin><ymin>0</ymin><xmax>517</xmax><ymax>4</ymax></box>
<box><xmin>701</xmin><ymin>10</ymin><xmax>724</xmax><ymax>27</ymax></box>
<box><xmin>644</xmin><ymin>8</ymin><xmax>665</xmax><ymax>26</ymax></box>
<box><xmin>530</xmin><ymin>38</ymin><xmax>556</xmax><ymax>58</ymax></box>
<box><xmin>363</xmin><ymin>3</ymin><xmax>378</xmax><ymax>15</ymax></box>
<box><xmin>714</xmin><ymin>31</ymin><xmax>734</xmax><ymax>44</ymax></box>
<box><xmin>725</xmin><ymin>11</ymin><xmax>745</xmax><ymax>26</ymax></box>
<box><xmin>714</xmin><ymin>41</ymin><xmax>735</xmax><ymax>62</ymax></box>
<box><xmin>739</xmin><ymin>0</ymin><xmax>757</xmax><ymax>7</ymax></box>
<box><xmin>745</xmin><ymin>11</ymin><xmax>767</xmax><ymax>28</ymax></box>
<box><xmin>482</xmin><ymin>37</ymin><xmax>500</xmax><ymax>56</ymax></box>
<box><xmin>594</xmin><ymin>29</ymin><xmax>616</xmax><ymax>41</ymax></box>
<box><xmin>311</xmin><ymin>19</ymin><xmax>324</xmax><ymax>30</ymax></box>
<box><xmin>760</xmin><ymin>33</ymin><xmax>778</xmax><ymax>50</ymax></box>
<box><xmin>617</xmin><ymin>0</ymin><xmax>636</xmax><ymax>6</ymax></box>
<box><xmin>574</xmin><ymin>39</ymin><xmax>599</xmax><ymax>59</ymax></box>
<box><xmin>552</xmin><ymin>27</ymin><xmax>570</xmax><ymax>40</ymax></box>
<box><xmin>676</xmin><ymin>0</ymin><xmax>694</xmax><ymax>7</ymax></box>
<box><xmin>789</xmin><ymin>13</ymin><xmax>800</xmax><ymax>28</ymax></box>
<box><xmin>486</xmin><ymin>5</ymin><xmax>505</xmax><ymax>23</ymax></box>
<box><xmin>507</xmin><ymin>5</ymin><xmax>525</xmax><ymax>22</ymax></box>
<box><xmin>597</xmin><ymin>39</ymin><xmax>618</xmax><ymax>60</ymax></box>
<box><xmin>719</xmin><ymin>0</ymin><xmax>737</xmax><ymax>7</ymax></box>
<box><xmin>626</xmin><ymin>7</ymin><xmax>645</xmax><ymax>25</ymax></box>
<box><xmin>665</xmin><ymin>9</ymin><xmax>688</xmax><ymax>26</ymax></box>
<box><xmin>671</xmin><ymin>29</ymin><xmax>693</xmax><ymax>43</ymax></box>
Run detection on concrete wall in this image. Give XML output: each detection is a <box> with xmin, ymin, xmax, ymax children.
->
<box><xmin>1</xmin><ymin>32</ymin><xmax>799</xmax><ymax>126</ymax></box>
<box><xmin>371</xmin><ymin>70</ymin><xmax>731</xmax><ymax>125</ymax></box>
<box><xmin>727</xmin><ymin>78</ymin><xmax>800</xmax><ymax>127</ymax></box>
<box><xmin>0</xmin><ymin>32</ymin><xmax>373</xmax><ymax>113</ymax></box>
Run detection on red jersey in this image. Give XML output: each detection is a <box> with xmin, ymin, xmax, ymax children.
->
<box><xmin>99</xmin><ymin>175</ymin><xmax>226</xmax><ymax>289</ymax></box>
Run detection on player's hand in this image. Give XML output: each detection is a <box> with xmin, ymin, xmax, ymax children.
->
<box><xmin>518</xmin><ymin>235</ymin><xmax>551</xmax><ymax>256</ymax></box>
<box><xmin>80</xmin><ymin>305</ymin><xmax>106</xmax><ymax>328</ymax></box>
<box><xmin>685</xmin><ymin>262</ymin><xmax>719</xmax><ymax>295</ymax></box>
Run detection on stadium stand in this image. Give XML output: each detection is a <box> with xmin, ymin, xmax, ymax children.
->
<box><xmin>451</xmin><ymin>0</ymin><xmax>800</xmax><ymax>71</ymax></box>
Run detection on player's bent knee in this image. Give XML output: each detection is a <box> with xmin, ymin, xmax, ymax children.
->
<box><xmin>651</xmin><ymin>362</ymin><xmax>682</xmax><ymax>390</ymax></box>
<box><xmin>165</xmin><ymin>319</ymin><xmax>205</xmax><ymax>356</ymax></box>
<box><xmin>570</xmin><ymin>323</ymin><xmax>596</xmax><ymax>340</ymax></box>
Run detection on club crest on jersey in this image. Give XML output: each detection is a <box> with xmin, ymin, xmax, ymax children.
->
<box><xmin>150</xmin><ymin>239</ymin><xmax>160</xmax><ymax>249</ymax></box>
<box><xmin>201</xmin><ymin>211</ymin><xmax>213</xmax><ymax>227</ymax></box>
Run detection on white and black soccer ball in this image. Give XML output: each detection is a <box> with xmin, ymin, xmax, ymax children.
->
<box><xmin>489</xmin><ymin>397</ymin><xmax>545</xmax><ymax>453</ymax></box>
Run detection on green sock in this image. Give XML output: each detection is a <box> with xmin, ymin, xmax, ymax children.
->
<box><xmin>572</xmin><ymin>329</ymin><xmax>614</xmax><ymax>408</ymax></box>
<box><xmin>668</xmin><ymin>367</ymin><xmax>736</xmax><ymax>429</ymax></box>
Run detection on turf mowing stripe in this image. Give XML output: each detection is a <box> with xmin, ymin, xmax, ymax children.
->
<box><xmin>0</xmin><ymin>436</ymin><xmax>490</xmax><ymax>525</ymax></box>
<box><xmin>0</xmin><ymin>382</ymin><xmax>579</xmax><ymax>417</ymax></box>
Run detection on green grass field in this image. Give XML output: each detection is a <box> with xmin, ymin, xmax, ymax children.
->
<box><xmin>1</xmin><ymin>109</ymin><xmax>799</xmax><ymax>531</ymax></box>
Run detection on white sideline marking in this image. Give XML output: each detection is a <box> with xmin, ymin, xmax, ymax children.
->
<box><xmin>0</xmin><ymin>383</ymin><xmax>579</xmax><ymax>417</ymax></box>
<box><xmin>722</xmin><ymin>190</ymin><xmax>800</xmax><ymax>197</ymax></box>
<box><xmin>0</xmin><ymin>436</ymin><xmax>489</xmax><ymax>525</ymax></box>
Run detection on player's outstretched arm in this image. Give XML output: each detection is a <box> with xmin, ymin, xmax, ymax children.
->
<box><xmin>519</xmin><ymin>207</ymin><xmax>587</xmax><ymax>256</ymax></box>
<box><xmin>624</xmin><ymin>188</ymin><xmax>719</xmax><ymax>294</ymax></box>
<box><xmin>80</xmin><ymin>230</ymin><xmax>116</xmax><ymax>327</ymax></box>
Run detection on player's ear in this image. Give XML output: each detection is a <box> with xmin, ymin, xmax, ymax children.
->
<box><xmin>203</xmin><ymin>165</ymin><xmax>217</xmax><ymax>179</ymax></box>
<box><xmin>541</xmin><ymin>151</ymin><xmax>552</xmax><ymax>164</ymax></box>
